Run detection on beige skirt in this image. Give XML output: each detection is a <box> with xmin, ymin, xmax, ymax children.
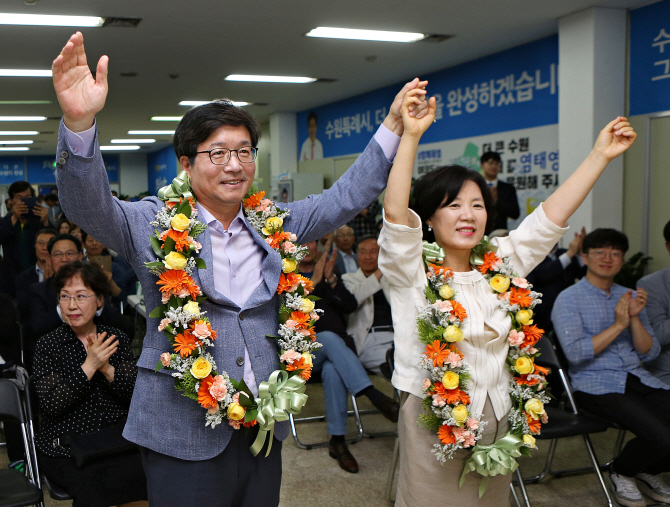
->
<box><xmin>396</xmin><ymin>393</ymin><xmax>511</xmax><ymax>507</ymax></box>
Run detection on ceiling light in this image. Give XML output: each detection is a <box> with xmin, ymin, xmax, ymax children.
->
<box><xmin>0</xmin><ymin>69</ymin><xmax>51</xmax><ymax>77</ymax></box>
<box><xmin>0</xmin><ymin>140</ymin><xmax>33</xmax><ymax>144</ymax></box>
<box><xmin>306</xmin><ymin>27</ymin><xmax>425</xmax><ymax>43</ymax></box>
<box><xmin>111</xmin><ymin>139</ymin><xmax>155</xmax><ymax>144</ymax></box>
<box><xmin>128</xmin><ymin>130</ymin><xmax>174</xmax><ymax>135</ymax></box>
<box><xmin>225</xmin><ymin>75</ymin><xmax>316</xmax><ymax>84</ymax></box>
<box><xmin>179</xmin><ymin>100</ymin><xmax>250</xmax><ymax>107</ymax></box>
<box><xmin>0</xmin><ymin>131</ymin><xmax>38</xmax><ymax>135</ymax></box>
<box><xmin>0</xmin><ymin>100</ymin><xmax>54</xmax><ymax>105</ymax></box>
<box><xmin>0</xmin><ymin>116</ymin><xmax>46</xmax><ymax>121</ymax></box>
<box><xmin>100</xmin><ymin>145</ymin><xmax>140</xmax><ymax>151</ymax></box>
<box><xmin>0</xmin><ymin>147</ymin><xmax>29</xmax><ymax>151</ymax></box>
<box><xmin>0</xmin><ymin>13</ymin><xmax>104</xmax><ymax>27</ymax></box>
<box><xmin>150</xmin><ymin>116</ymin><xmax>182</xmax><ymax>121</ymax></box>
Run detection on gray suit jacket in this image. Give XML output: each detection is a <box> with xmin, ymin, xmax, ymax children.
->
<box><xmin>55</xmin><ymin>121</ymin><xmax>393</xmax><ymax>460</ymax></box>
<box><xmin>638</xmin><ymin>267</ymin><xmax>670</xmax><ymax>384</ymax></box>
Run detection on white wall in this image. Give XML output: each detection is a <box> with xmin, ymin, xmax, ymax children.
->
<box><xmin>119</xmin><ymin>152</ymin><xmax>148</xmax><ymax>197</ymax></box>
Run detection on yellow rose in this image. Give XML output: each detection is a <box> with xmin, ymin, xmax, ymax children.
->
<box><xmin>516</xmin><ymin>309</ymin><xmax>534</xmax><ymax>325</ymax></box>
<box><xmin>452</xmin><ymin>404</ymin><xmax>469</xmax><ymax>424</ymax></box>
<box><xmin>443</xmin><ymin>325</ymin><xmax>464</xmax><ymax>343</ymax></box>
<box><xmin>190</xmin><ymin>357</ymin><xmax>212</xmax><ymax>379</ymax></box>
<box><xmin>301</xmin><ymin>352</ymin><xmax>314</xmax><ymax>367</ymax></box>
<box><xmin>438</xmin><ymin>284</ymin><xmax>455</xmax><ymax>300</ymax></box>
<box><xmin>441</xmin><ymin>371</ymin><xmax>460</xmax><ymax>390</ymax></box>
<box><xmin>183</xmin><ymin>301</ymin><xmax>200</xmax><ymax>315</ymax></box>
<box><xmin>164</xmin><ymin>251</ymin><xmax>188</xmax><ymax>270</ymax></box>
<box><xmin>261</xmin><ymin>216</ymin><xmax>283</xmax><ymax>235</ymax></box>
<box><xmin>227</xmin><ymin>402</ymin><xmax>246</xmax><ymax>421</ymax></box>
<box><xmin>299</xmin><ymin>298</ymin><xmax>315</xmax><ymax>313</ymax></box>
<box><xmin>525</xmin><ymin>398</ymin><xmax>545</xmax><ymax>420</ymax></box>
<box><xmin>489</xmin><ymin>274</ymin><xmax>511</xmax><ymax>293</ymax></box>
<box><xmin>515</xmin><ymin>356</ymin><xmax>534</xmax><ymax>375</ymax></box>
<box><xmin>170</xmin><ymin>213</ymin><xmax>190</xmax><ymax>231</ymax></box>
<box><xmin>282</xmin><ymin>258</ymin><xmax>297</xmax><ymax>273</ymax></box>
<box><xmin>523</xmin><ymin>434</ymin><xmax>537</xmax><ymax>447</ymax></box>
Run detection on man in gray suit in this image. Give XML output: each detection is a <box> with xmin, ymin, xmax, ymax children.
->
<box><xmin>52</xmin><ymin>32</ymin><xmax>428</xmax><ymax>506</ymax></box>
<box><xmin>637</xmin><ymin>219</ymin><xmax>670</xmax><ymax>385</ymax></box>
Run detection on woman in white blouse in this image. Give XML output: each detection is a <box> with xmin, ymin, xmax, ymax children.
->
<box><xmin>379</xmin><ymin>88</ymin><xmax>637</xmax><ymax>506</ymax></box>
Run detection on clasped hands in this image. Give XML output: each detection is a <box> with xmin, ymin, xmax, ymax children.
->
<box><xmin>82</xmin><ymin>331</ymin><xmax>118</xmax><ymax>381</ymax></box>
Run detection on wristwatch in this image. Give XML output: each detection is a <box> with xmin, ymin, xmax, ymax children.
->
<box><xmin>327</xmin><ymin>273</ymin><xmax>338</xmax><ymax>285</ymax></box>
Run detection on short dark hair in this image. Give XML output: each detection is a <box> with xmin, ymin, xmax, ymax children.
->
<box><xmin>173</xmin><ymin>99</ymin><xmax>261</xmax><ymax>164</ymax></box>
<box><xmin>53</xmin><ymin>261</ymin><xmax>109</xmax><ymax>299</ymax></box>
<box><xmin>582</xmin><ymin>228</ymin><xmax>629</xmax><ymax>254</ymax></box>
<box><xmin>480</xmin><ymin>151</ymin><xmax>501</xmax><ymax>164</ymax></box>
<box><xmin>47</xmin><ymin>233</ymin><xmax>82</xmax><ymax>254</ymax></box>
<box><xmin>45</xmin><ymin>193</ymin><xmax>58</xmax><ymax>204</ymax></box>
<box><xmin>664</xmin><ymin>219</ymin><xmax>670</xmax><ymax>243</ymax></box>
<box><xmin>411</xmin><ymin>165</ymin><xmax>495</xmax><ymax>241</ymax></box>
<box><xmin>8</xmin><ymin>181</ymin><xmax>34</xmax><ymax>199</ymax></box>
<box><xmin>35</xmin><ymin>228</ymin><xmax>57</xmax><ymax>242</ymax></box>
<box><xmin>357</xmin><ymin>234</ymin><xmax>378</xmax><ymax>246</ymax></box>
<box><xmin>307</xmin><ymin>111</ymin><xmax>317</xmax><ymax>125</ymax></box>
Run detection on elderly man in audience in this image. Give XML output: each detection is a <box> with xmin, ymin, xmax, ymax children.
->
<box><xmin>15</xmin><ymin>228</ymin><xmax>57</xmax><ymax>294</ymax></box>
<box><xmin>333</xmin><ymin>225</ymin><xmax>358</xmax><ymax>275</ymax></box>
<box><xmin>342</xmin><ymin>235</ymin><xmax>394</xmax><ymax>375</ymax></box>
<box><xmin>299</xmin><ymin>237</ymin><xmax>399</xmax><ymax>474</ymax></box>
<box><xmin>552</xmin><ymin>228</ymin><xmax>670</xmax><ymax>507</ymax></box>
<box><xmin>637</xmin><ymin>218</ymin><xmax>670</xmax><ymax>385</ymax></box>
<box><xmin>0</xmin><ymin>180</ymin><xmax>50</xmax><ymax>297</ymax></box>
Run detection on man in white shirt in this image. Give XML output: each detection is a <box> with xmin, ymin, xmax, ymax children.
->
<box><xmin>299</xmin><ymin>112</ymin><xmax>324</xmax><ymax>161</ymax></box>
<box><xmin>333</xmin><ymin>225</ymin><xmax>358</xmax><ymax>275</ymax></box>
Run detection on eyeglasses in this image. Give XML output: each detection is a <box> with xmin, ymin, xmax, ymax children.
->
<box><xmin>51</xmin><ymin>251</ymin><xmax>79</xmax><ymax>260</ymax></box>
<box><xmin>196</xmin><ymin>147</ymin><xmax>258</xmax><ymax>165</ymax></box>
<box><xmin>590</xmin><ymin>249</ymin><xmax>624</xmax><ymax>260</ymax></box>
<box><xmin>58</xmin><ymin>293</ymin><xmax>96</xmax><ymax>304</ymax></box>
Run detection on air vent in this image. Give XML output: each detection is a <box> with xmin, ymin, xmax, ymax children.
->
<box><xmin>421</xmin><ymin>34</ymin><xmax>453</xmax><ymax>43</ymax></box>
<box><xmin>120</xmin><ymin>72</ymin><xmax>138</xmax><ymax>77</ymax></box>
<box><xmin>315</xmin><ymin>78</ymin><xmax>337</xmax><ymax>84</ymax></box>
<box><xmin>102</xmin><ymin>17</ymin><xmax>142</xmax><ymax>28</ymax></box>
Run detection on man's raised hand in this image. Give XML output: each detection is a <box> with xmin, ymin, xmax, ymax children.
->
<box><xmin>52</xmin><ymin>32</ymin><xmax>109</xmax><ymax>132</ymax></box>
<box><xmin>383</xmin><ymin>78</ymin><xmax>430</xmax><ymax>136</ymax></box>
<box><xmin>400</xmin><ymin>88</ymin><xmax>436</xmax><ymax>138</ymax></box>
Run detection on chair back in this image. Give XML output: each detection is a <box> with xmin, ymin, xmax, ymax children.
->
<box><xmin>0</xmin><ymin>379</ymin><xmax>26</xmax><ymax>423</ymax></box>
<box><xmin>536</xmin><ymin>334</ymin><xmax>580</xmax><ymax>415</ymax></box>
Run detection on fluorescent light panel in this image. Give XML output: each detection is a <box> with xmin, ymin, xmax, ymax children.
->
<box><xmin>179</xmin><ymin>100</ymin><xmax>250</xmax><ymax>107</ymax></box>
<box><xmin>128</xmin><ymin>130</ymin><xmax>174</xmax><ymax>135</ymax></box>
<box><xmin>225</xmin><ymin>74</ymin><xmax>316</xmax><ymax>84</ymax></box>
<box><xmin>100</xmin><ymin>145</ymin><xmax>140</xmax><ymax>151</ymax></box>
<box><xmin>150</xmin><ymin>116</ymin><xmax>182</xmax><ymax>121</ymax></box>
<box><xmin>0</xmin><ymin>140</ymin><xmax>33</xmax><ymax>144</ymax></box>
<box><xmin>111</xmin><ymin>139</ymin><xmax>155</xmax><ymax>144</ymax></box>
<box><xmin>0</xmin><ymin>13</ymin><xmax>104</xmax><ymax>27</ymax></box>
<box><xmin>0</xmin><ymin>147</ymin><xmax>29</xmax><ymax>151</ymax></box>
<box><xmin>0</xmin><ymin>100</ymin><xmax>54</xmax><ymax>105</ymax></box>
<box><xmin>0</xmin><ymin>69</ymin><xmax>51</xmax><ymax>77</ymax></box>
<box><xmin>306</xmin><ymin>27</ymin><xmax>425</xmax><ymax>43</ymax></box>
<box><xmin>0</xmin><ymin>116</ymin><xmax>46</xmax><ymax>121</ymax></box>
<box><xmin>0</xmin><ymin>131</ymin><xmax>38</xmax><ymax>135</ymax></box>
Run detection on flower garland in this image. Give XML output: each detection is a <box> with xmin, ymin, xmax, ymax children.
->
<box><xmin>417</xmin><ymin>240</ymin><xmax>550</xmax><ymax>494</ymax></box>
<box><xmin>146</xmin><ymin>173</ymin><xmax>320</xmax><ymax>456</ymax></box>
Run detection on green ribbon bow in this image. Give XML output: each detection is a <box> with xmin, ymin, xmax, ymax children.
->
<box><xmin>250</xmin><ymin>370</ymin><xmax>308</xmax><ymax>457</ymax></box>
<box><xmin>469</xmin><ymin>236</ymin><xmax>498</xmax><ymax>267</ymax></box>
<box><xmin>157</xmin><ymin>170</ymin><xmax>193</xmax><ymax>202</ymax></box>
<box><xmin>459</xmin><ymin>432</ymin><xmax>525</xmax><ymax>498</ymax></box>
<box><xmin>422</xmin><ymin>241</ymin><xmax>445</xmax><ymax>263</ymax></box>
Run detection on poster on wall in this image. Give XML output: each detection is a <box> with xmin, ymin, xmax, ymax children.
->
<box><xmin>297</xmin><ymin>35</ymin><xmax>558</xmax><ymax>159</ymax></box>
<box><xmin>630</xmin><ymin>0</ymin><xmax>670</xmax><ymax>115</ymax></box>
<box><xmin>0</xmin><ymin>157</ymin><xmax>25</xmax><ymax>185</ymax></box>
<box><xmin>413</xmin><ymin>124</ymin><xmax>559</xmax><ymax>230</ymax></box>
<box><xmin>148</xmin><ymin>146</ymin><xmax>178</xmax><ymax>196</ymax></box>
<box><xmin>25</xmin><ymin>155</ymin><xmax>119</xmax><ymax>185</ymax></box>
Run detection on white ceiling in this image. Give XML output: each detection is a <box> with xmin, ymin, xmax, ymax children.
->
<box><xmin>0</xmin><ymin>0</ymin><xmax>658</xmax><ymax>156</ymax></box>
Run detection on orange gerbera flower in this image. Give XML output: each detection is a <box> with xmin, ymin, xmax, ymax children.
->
<box><xmin>298</xmin><ymin>275</ymin><xmax>314</xmax><ymax>294</ymax></box>
<box><xmin>450</xmin><ymin>301</ymin><xmax>468</xmax><ymax>321</ymax></box>
<box><xmin>277</xmin><ymin>272</ymin><xmax>300</xmax><ymax>294</ymax></box>
<box><xmin>286</xmin><ymin>357</ymin><xmax>312</xmax><ymax>381</ymax></box>
<box><xmin>425</xmin><ymin>340</ymin><xmax>449</xmax><ymax>367</ymax></box>
<box><xmin>243</xmin><ymin>191</ymin><xmax>266</xmax><ymax>209</ymax></box>
<box><xmin>183</xmin><ymin>278</ymin><xmax>203</xmax><ymax>300</ymax></box>
<box><xmin>526</xmin><ymin>413</ymin><xmax>542</xmax><ymax>434</ymax></box>
<box><xmin>478</xmin><ymin>251</ymin><xmax>501</xmax><ymax>274</ymax></box>
<box><xmin>444</xmin><ymin>389</ymin><xmax>470</xmax><ymax>405</ymax></box>
<box><xmin>432</xmin><ymin>382</ymin><xmax>446</xmax><ymax>397</ymax></box>
<box><xmin>167</xmin><ymin>228</ymin><xmax>191</xmax><ymax>252</ymax></box>
<box><xmin>522</xmin><ymin>324</ymin><xmax>544</xmax><ymax>347</ymax></box>
<box><xmin>173</xmin><ymin>329</ymin><xmax>199</xmax><ymax>357</ymax></box>
<box><xmin>242</xmin><ymin>419</ymin><xmax>258</xmax><ymax>428</ymax></box>
<box><xmin>290</xmin><ymin>311</ymin><xmax>310</xmax><ymax>327</ymax></box>
<box><xmin>438</xmin><ymin>425</ymin><xmax>456</xmax><ymax>445</ymax></box>
<box><xmin>515</xmin><ymin>374</ymin><xmax>541</xmax><ymax>386</ymax></box>
<box><xmin>534</xmin><ymin>364</ymin><xmax>549</xmax><ymax>376</ymax></box>
<box><xmin>266</xmin><ymin>231</ymin><xmax>290</xmax><ymax>249</ymax></box>
<box><xmin>509</xmin><ymin>287</ymin><xmax>533</xmax><ymax>307</ymax></box>
<box><xmin>157</xmin><ymin>270</ymin><xmax>190</xmax><ymax>294</ymax></box>
<box><xmin>197</xmin><ymin>375</ymin><xmax>218</xmax><ymax>409</ymax></box>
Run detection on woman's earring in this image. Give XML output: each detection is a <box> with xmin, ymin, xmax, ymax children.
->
<box><xmin>427</xmin><ymin>223</ymin><xmax>432</xmax><ymax>232</ymax></box>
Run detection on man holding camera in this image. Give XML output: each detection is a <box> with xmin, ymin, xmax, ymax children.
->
<box><xmin>0</xmin><ymin>181</ymin><xmax>49</xmax><ymax>297</ymax></box>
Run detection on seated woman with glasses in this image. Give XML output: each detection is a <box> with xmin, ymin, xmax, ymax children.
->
<box><xmin>33</xmin><ymin>261</ymin><xmax>148</xmax><ymax>507</ymax></box>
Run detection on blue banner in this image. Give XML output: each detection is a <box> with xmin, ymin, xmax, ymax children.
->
<box><xmin>25</xmin><ymin>154</ymin><xmax>118</xmax><ymax>183</ymax></box>
<box><xmin>297</xmin><ymin>35</ymin><xmax>558</xmax><ymax>158</ymax></box>
<box><xmin>0</xmin><ymin>157</ymin><xmax>25</xmax><ymax>185</ymax></box>
<box><xmin>148</xmin><ymin>146</ymin><xmax>178</xmax><ymax>196</ymax></box>
<box><xmin>630</xmin><ymin>0</ymin><xmax>670</xmax><ymax>116</ymax></box>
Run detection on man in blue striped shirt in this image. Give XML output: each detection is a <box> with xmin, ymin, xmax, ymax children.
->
<box><xmin>552</xmin><ymin>228</ymin><xmax>670</xmax><ymax>507</ymax></box>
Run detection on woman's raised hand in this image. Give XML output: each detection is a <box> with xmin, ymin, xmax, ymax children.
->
<box><xmin>400</xmin><ymin>88</ymin><xmax>437</xmax><ymax>138</ymax></box>
<box><xmin>593</xmin><ymin>116</ymin><xmax>637</xmax><ymax>162</ymax></box>
<box><xmin>52</xmin><ymin>31</ymin><xmax>109</xmax><ymax>132</ymax></box>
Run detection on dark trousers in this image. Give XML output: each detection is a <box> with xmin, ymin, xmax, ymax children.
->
<box><xmin>574</xmin><ymin>374</ymin><xmax>670</xmax><ymax>477</ymax></box>
<box><xmin>141</xmin><ymin>428</ymin><xmax>282</xmax><ymax>507</ymax></box>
